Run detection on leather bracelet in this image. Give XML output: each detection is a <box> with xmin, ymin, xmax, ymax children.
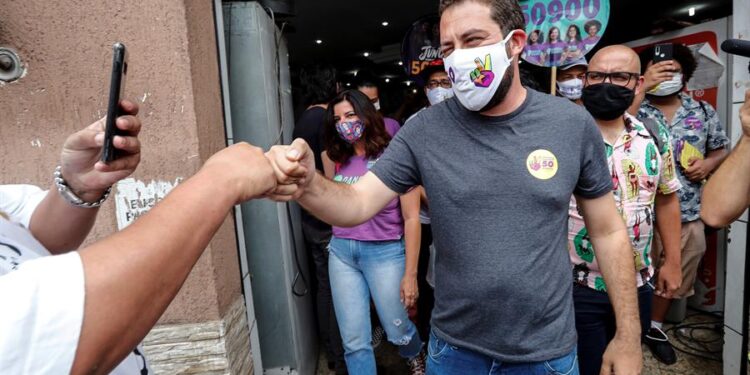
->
<box><xmin>54</xmin><ymin>165</ymin><xmax>111</xmax><ymax>208</ymax></box>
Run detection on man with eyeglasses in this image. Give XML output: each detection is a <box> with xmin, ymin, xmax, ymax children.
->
<box><xmin>572</xmin><ymin>45</ymin><xmax>683</xmax><ymax>375</ymax></box>
<box><xmin>634</xmin><ymin>43</ymin><xmax>729</xmax><ymax>365</ymax></box>
<box><xmin>423</xmin><ymin>65</ymin><xmax>454</xmax><ymax>107</ymax></box>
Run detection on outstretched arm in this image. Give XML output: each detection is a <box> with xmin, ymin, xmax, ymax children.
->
<box><xmin>265</xmin><ymin>139</ymin><xmax>399</xmax><ymax>227</ymax></box>
<box><xmin>702</xmin><ymin>90</ymin><xmax>750</xmax><ymax>226</ymax></box>
<box><xmin>70</xmin><ymin>143</ymin><xmax>276</xmax><ymax>374</ymax></box>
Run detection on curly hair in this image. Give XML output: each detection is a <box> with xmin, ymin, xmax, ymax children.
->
<box><xmin>584</xmin><ymin>20</ymin><xmax>602</xmax><ymax>35</ymax></box>
<box><xmin>324</xmin><ymin>90</ymin><xmax>392</xmax><ymax>164</ymax></box>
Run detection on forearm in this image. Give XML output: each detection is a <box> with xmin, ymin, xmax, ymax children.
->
<box><xmin>705</xmin><ymin>147</ymin><xmax>729</xmax><ymax>172</ymax></box>
<box><xmin>654</xmin><ymin>193</ymin><xmax>681</xmax><ymax>265</ymax></box>
<box><xmin>298</xmin><ymin>172</ymin><xmax>394</xmax><ymax>227</ymax></box>
<box><xmin>702</xmin><ymin>138</ymin><xmax>750</xmax><ymax>226</ymax></box>
<box><xmin>591</xmin><ymin>227</ymin><xmax>641</xmax><ymax>340</ymax></box>
<box><xmin>29</xmin><ymin>188</ymin><xmax>101</xmax><ymax>254</ymax></box>
<box><xmin>71</xmin><ymin>167</ymin><xmax>237</xmax><ymax>374</ymax></box>
<box><xmin>403</xmin><ymin>217</ymin><xmax>421</xmax><ymax>278</ymax></box>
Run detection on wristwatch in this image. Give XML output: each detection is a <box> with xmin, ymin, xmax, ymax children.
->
<box><xmin>54</xmin><ymin>166</ymin><xmax>111</xmax><ymax>208</ymax></box>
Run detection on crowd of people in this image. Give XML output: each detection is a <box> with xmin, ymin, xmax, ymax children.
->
<box><xmin>1</xmin><ymin>0</ymin><xmax>749</xmax><ymax>374</ymax></box>
<box><xmin>293</xmin><ymin>1</ymin><xmax>732</xmax><ymax>374</ymax></box>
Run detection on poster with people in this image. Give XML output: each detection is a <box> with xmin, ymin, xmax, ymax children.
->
<box><xmin>519</xmin><ymin>0</ymin><xmax>610</xmax><ymax>67</ymax></box>
<box><xmin>401</xmin><ymin>15</ymin><xmax>444</xmax><ymax>85</ymax></box>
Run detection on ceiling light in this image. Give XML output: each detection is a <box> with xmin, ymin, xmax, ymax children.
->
<box><xmin>385</xmin><ymin>78</ymin><xmax>391</xmax><ymax>83</ymax></box>
<box><xmin>382</xmin><ymin>21</ymin><xmax>389</xmax><ymax>27</ymax></box>
<box><xmin>315</xmin><ymin>39</ymin><xmax>323</xmax><ymax>44</ymax></box>
<box><xmin>405</xmin><ymin>81</ymin><xmax>412</xmax><ymax>86</ymax></box>
<box><xmin>688</xmin><ymin>7</ymin><xmax>695</xmax><ymax>16</ymax></box>
<box><xmin>412</xmin><ymin>89</ymin><xmax>418</xmax><ymax>94</ymax></box>
<box><xmin>363</xmin><ymin>52</ymin><xmax>370</xmax><ymax>57</ymax></box>
<box><xmin>346</xmin><ymin>83</ymin><xmax>351</xmax><ymax>87</ymax></box>
<box><xmin>398</xmin><ymin>61</ymin><xmax>403</xmax><ymax>66</ymax></box>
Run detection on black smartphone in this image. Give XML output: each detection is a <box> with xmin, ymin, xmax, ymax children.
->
<box><xmin>653</xmin><ymin>43</ymin><xmax>673</xmax><ymax>63</ymax></box>
<box><xmin>101</xmin><ymin>42</ymin><xmax>128</xmax><ymax>163</ymax></box>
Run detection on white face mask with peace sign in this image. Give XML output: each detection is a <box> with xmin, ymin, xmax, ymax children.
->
<box><xmin>444</xmin><ymin>31</ymin><xmax>515</xmax><ymax>111</ymax></box>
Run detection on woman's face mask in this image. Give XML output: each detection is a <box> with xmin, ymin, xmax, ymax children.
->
<box><xmin>335</xmin><ymin>120</ymin><xmax>365</xmax><ymax>144</ymax></box>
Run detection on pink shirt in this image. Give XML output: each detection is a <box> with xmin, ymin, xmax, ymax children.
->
<box><xmin>568</xmin><ymin>114</ymin><xmax>681</xmax><ymax>291</ymax></box>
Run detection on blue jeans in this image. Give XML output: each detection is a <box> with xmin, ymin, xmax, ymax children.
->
<box><xmin>573</xmin><ymin>283</ymin><xmax>652</xmax><ymax>375</ymax></box>
<box><xmin>329</xmin><ymin>236</ymin><xmax>423</xmax><ymax>374</ymax></box>
<box><xmin>427</xmin><ymin>330</ymin><xmax>578</xmax><ymax>375</ymax></box>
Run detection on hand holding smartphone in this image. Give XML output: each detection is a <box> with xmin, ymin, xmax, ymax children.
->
<box><xmin>101</xmin><ymin>42</ymin><xmax>128</xmax><ymax>163</ymax></box>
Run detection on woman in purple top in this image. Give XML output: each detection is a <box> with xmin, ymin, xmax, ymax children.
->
<box><xmin>321</xmin><ymin>90</ymin><xmax>425</xmax><ymax>375</ymax></box>
<box><xmin>562</xmin><ymin>24</ymin><xmax>585</xmax><ymax>64</ymax></box>
<box><xmin>583</xmin><ymin>20</ymin><xmax>602</xmax><ymax>52</ymax></box>
<box><xmin>522</xmin><ymin>29</ymin><xmax>545</xmax><ymax>65</ymax></box>
<box><xmin>545</xmin><ymin>26</ymin><xmax>566</xmax><ymax>67</ymax></box>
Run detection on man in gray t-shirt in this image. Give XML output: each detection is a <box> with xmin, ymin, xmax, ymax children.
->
<box><xmin>265</xmin><ymin>1</ymin><xmax>642</xmax><ymax>374</ymax></box>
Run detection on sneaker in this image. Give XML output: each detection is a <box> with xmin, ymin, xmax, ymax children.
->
<box><xmin>407</xmin><ymin>349</ymin><xmax>426</xmax><ymax>375</ymax></box>
<box><xmin>371</xmin><ymin>325</ymin><xmax>386</xmax><ymax>348</ymax></box>
<box><xmin>644</xmin><ymin>327</ymin><xmax>677</xmax><ymax>365</ymax></box>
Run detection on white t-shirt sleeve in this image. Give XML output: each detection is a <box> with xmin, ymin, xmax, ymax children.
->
<box><xmin>0</xmin><ymin>251</ymin><xmax>85</xmax><ymax>374</ymax></box>
<box><xmin>0</xmin><ymin>185</ymin><xmax>48</xmax><ymax>228</ymax></box>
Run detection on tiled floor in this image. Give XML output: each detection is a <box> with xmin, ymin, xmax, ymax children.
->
<box><xmin>317</xmin><ymin>311</ymin><xmax>729</xmax><ymax>375</ymax></box>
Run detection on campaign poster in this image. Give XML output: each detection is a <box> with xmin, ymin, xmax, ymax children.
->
<box><xmin>401</xmin><ymin>15</ymin><xmax>444</xmax><ymax>85</ymax></box>
<box><xmin>519</xmin><ymin>0</ymin><xmax>610</xmax><ymax>67</ymax></box>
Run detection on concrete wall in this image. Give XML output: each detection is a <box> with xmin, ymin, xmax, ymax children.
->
<box><xmin>0</xmin><ymin>0</ymin><xmax>241</xmax><ymax>324</ymax></box>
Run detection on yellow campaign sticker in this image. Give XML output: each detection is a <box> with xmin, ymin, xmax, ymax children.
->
<box><xmin>526</xmin><ymin>149</ymin><xmax>558</xmax><ymax>180</ymax></box>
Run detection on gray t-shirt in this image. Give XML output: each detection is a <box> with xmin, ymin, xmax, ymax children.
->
<box><xmin>370</xmin><ymin>89</ymin><xmax>611</xmax><ymax>362</ymax></box>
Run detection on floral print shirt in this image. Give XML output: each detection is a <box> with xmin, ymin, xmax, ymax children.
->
<box><xmin>638</xmin><ymin>93</ymin><xmax>729</xmax><ymax>222</ymax></box>
<box><xmin>569</xmin><ymin>114</ymin><xmax>682</xmax><ymax>291</ymax></box>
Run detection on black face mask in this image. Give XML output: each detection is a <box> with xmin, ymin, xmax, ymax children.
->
<box><xmin>581</xmin><ymin>83</ymin><xmax>635</xmax><ymax>121</ymax></box>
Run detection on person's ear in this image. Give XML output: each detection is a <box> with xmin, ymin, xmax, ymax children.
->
<box><xmin>634</xmin><ymin>75</ymin><xmax>645</xmax><ymax>95</ymax></box>
<box><xmin>509</xmin><ymin>30</ymin><xmax>527</xmax><ymax>57</ymax></box>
